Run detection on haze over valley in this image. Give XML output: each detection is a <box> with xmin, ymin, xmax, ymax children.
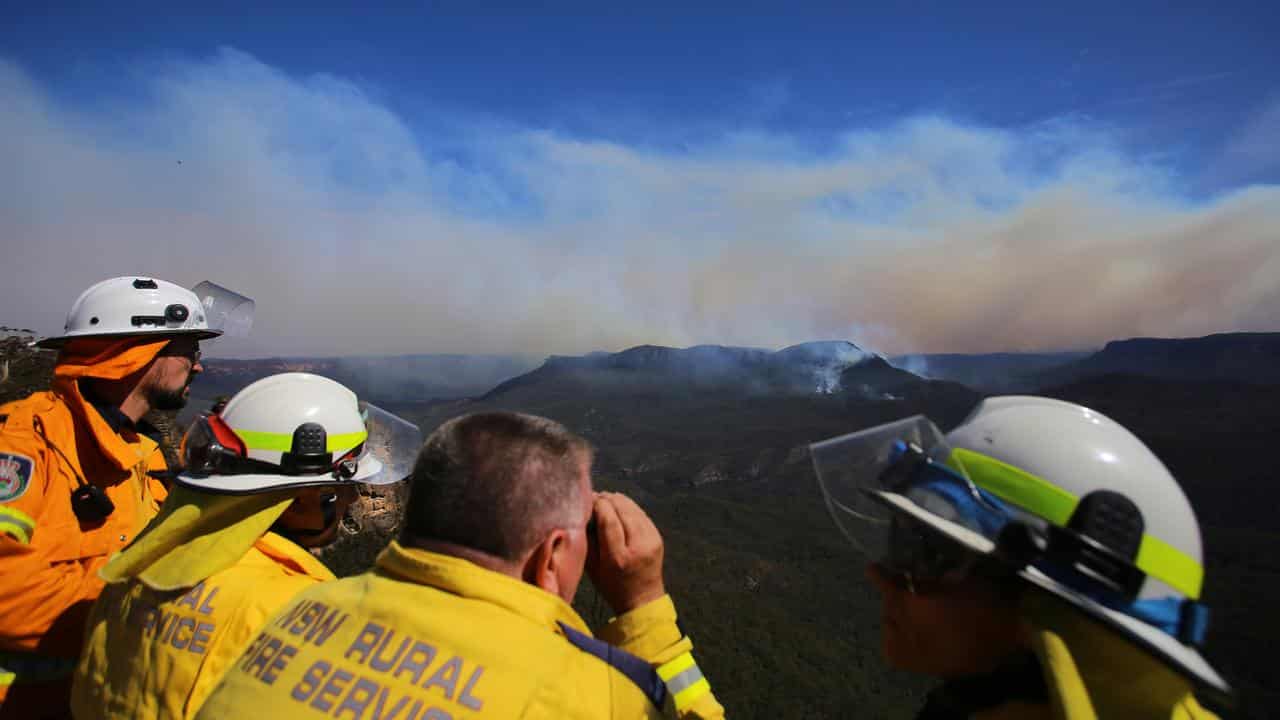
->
<box><xmin>4</xmin><ymin>4</ymin><xmax>1278</xmax><ymax>717</ymax></box>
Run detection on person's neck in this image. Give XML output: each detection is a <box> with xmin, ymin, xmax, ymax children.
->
<box><xmin>80</xmin><ymin>378</ymin><xmax>151</xmax><ymax>424</ymax></box>
<box><xmin>400</xmin><ymin>535</ymin><xmax>524</xmax><ymax>578</ymax></box>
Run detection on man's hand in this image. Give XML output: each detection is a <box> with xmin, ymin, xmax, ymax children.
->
<box><xmin>585</xmin><ymin>491</ymin><xmax>666</xmax><ymax>614</ymax></box>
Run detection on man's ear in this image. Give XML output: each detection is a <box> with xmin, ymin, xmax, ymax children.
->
<box><xmin>523</xmin><ymin>529</ymin><xmax>569</xmax><ymax>599</ymax></box>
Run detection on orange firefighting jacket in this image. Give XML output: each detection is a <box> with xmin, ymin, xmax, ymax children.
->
<box><xmin>0</xmin><ymin>339</ymin><xmax>171</xmax><ymax>717</ymax></box>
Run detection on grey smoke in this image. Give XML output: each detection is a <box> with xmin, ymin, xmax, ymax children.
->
<box><xmin>2</xmin><ymin>51</ymin><xmax>1278</xmax><ymax>358</ymax></box>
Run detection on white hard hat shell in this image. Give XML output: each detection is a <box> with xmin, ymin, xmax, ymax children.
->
<box><xmin>945</xmin><ymin>396</ymin><xmax>1201</xmax><ymax>601</ymax></box>
<box><xmin>37</xmin><ymin>276</ymin><xmax>221</xmax><ymax>348</ymax></box>
<box><xmin>178</xmin><ymin>373</ymin><xmax>386</xmax><ymax>493</ymax></box>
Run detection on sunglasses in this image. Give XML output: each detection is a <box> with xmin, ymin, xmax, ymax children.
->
<box><xmin>880</xmin><ymin>515</ymin><xmax>979</xmax><ymax>594</ymax></box>
<box><xmin>159</xmin><ymin>341</ymin><xmax>202</xmax><ymax>363</ymax></box>
<box><xmin>873</xmin><ymin>442</ymin><xmax>1009</xmax><ymax>590</ymax></box>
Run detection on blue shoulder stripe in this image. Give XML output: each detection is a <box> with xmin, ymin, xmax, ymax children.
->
<box><xmin>558</xmin><ymin>622</ymin><xmax>668</xmax><ymax>709</ymax></box>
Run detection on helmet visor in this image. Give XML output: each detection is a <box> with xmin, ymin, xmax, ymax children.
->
<box><xmin>811</xmin><ymin>415</ymin><xmax>1012</xmax><ymax>584</ymax></box>
<box><xmin>192</xmin><ymin>281</ymin><xmax>254</xmax><ymax>337</ymax></box>
<box><xmin>351</xmin><ymin>402</ymin><xmax>423</xmax><ymax>486</ymax></box>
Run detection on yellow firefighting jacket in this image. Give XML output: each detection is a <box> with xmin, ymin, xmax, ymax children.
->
<box><xmin>72</xmin><ymin>531</ymin><xmax>334</xmax><ymax>719</ymax></box>
<box><xmin>1019</xmin><ymin>592</ymin><xmax>1219</xmax><ymax>720</ymax></box>
<box><xmin>195</xmin><ymin>541</ymin><xmax>725</xmax><ymax>719</ymax></box>
<box><xmin>965</xmin><ymin>593</ymin><xmax>1221</xmax><ymax>720</ymax></box>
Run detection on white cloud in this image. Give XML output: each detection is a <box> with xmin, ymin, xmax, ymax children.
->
<box><xmin>1</xmin><ymin>49</ymin><xmax>1277</xmax><ymax>357</ymax></box>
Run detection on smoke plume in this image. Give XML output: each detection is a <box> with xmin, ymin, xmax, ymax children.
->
<box><xmin>2</xmin><ymin>50</ymin><xmax>1277</xmax><ymax>357</ymax></box>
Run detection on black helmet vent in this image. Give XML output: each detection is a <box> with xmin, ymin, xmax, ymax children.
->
<box><xmin>292</xmin><ymin>423</ymin><xmax>327</xmax><ymax>455</ymax></box>
<box><xmin>1069</xmin><ymin>490</ymin><xmax>1144</xmax><ymax>561</ymax></box>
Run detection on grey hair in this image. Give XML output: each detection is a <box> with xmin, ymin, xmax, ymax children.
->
<box><xmin>400</xmin><ymin>411</ymin><xmax>592</xmax><ymax>561</ymax></box>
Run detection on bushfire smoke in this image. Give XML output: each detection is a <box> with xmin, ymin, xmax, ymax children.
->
<box><xmin>2</xmin><ymin>50</ymin><xmax>1277</xmax><ymax>357</ymax></box>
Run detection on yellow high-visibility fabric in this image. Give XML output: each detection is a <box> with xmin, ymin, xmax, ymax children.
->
<box><xmin>656</xmin><ymin>652</ymin><xmax>712</xmax><ymax>713</ymax></box>
<box><xmin>1012</xmin><ymin>592</ymin><xmax>1220</xmax><ymax>720</ymax></box>
<box><xmin>195</xmin><ymin>542</ymin><xmax>725</xmax><ymax>719</ymax></box>
<box><xmin>937</xmin><ymin>591</ymin><xmax>1222</xmax><ymax>720</ymax></box>
<box><xmin>72</xmin><ymin>532</ymin><xmax>333</xmax><ymax>720</ymax></box>
<box><xmin>98</xmin><ymin>484</ymin><xmax>297</xmax><ymax>591</ymax></box>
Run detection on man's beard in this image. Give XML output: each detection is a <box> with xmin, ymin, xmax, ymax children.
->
<box><xmin>149</xmin><ymin>382</ymin><xmax>190</xmax><ymax>411</ymax></box>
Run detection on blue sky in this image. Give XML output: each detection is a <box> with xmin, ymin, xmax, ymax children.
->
<box><xmin>2</xmin><ymin>3</ymin><xmax>1278</xmax><ymax>356</ymax></box>
<box><xmin>7</xmin><ymin>2</ymin><xmax>1275</xmax><ymax>175</ymax></box>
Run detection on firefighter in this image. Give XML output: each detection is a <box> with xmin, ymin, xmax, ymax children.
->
<box><xmin>72</xmin><ymin>372</ymin><xmax>421</xmax><ymax>719</ymax></box>
<box><xmin>0</xmin><ymin>276</ymin><xmax>249</xmax><ymax>719</ymax></box>
<box><xmin>196</xmin><ymin>411</ymin><xmax>725</xmax><ymax>719</ymax></box>
<box><xmin>811</xmin><ymin>396</ymin><xmax>1233</xmax><ymax>718</ymax></box>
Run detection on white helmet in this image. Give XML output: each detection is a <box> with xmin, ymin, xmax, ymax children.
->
<box><xmin>178</xmin><ymin>373</ymin><xmax>422</xmax><ymax>494</ymax></box>
<box><xmin>811</xmin><ymin>396</ymin><xmax>1230</xmax><ymax>700</ymax></box>
<box><xmin>36</xmin><ymin>277</ymin><xmax>253</xmax><ymax>348</ymax></box>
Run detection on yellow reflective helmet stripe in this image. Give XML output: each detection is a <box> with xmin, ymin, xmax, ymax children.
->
<box><xmin>657</xmin><ymin>652</ymin><xmax>711</xmax><ymax>711</ymax></box>
<box><xmin>948</xmin><ymin>448</ymin><xmax>1077</xmax><ymax>526</ymax></box>
<box><xmin>0</xmin><ymin>506</ymin><xmax>35</xmax><ymax>545</ymax></box>
<box><xmin>1136</xmin><ymin>533</ymin><xmax>1204</xmax><ymax>603</ymax></box>
<box><xmin>234</xmin><ymin>429</ymin><xmax>367</xmax><ymax>454</ymax></box>
<box><xmin>948</xmin><ymin>447</ymin><xmax>1203</xmax><ymax>600</ymax></box>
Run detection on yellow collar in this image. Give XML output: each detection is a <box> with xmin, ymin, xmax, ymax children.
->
<box><xmin>375</xmin><ymin>541</ymin><xmax>591</xmax><ymax>636</ymax></box>
<box><xmin>1022</xmin><ymin>591</ymin><xmax>1206</xmax><ymax>719</ymax></box>
<box><xmin>100</xmin><ymin>485</ymin><xmax>297</xmax><ymax>591</ymax></box>
<box><xmin>255</xmin><ymin>531</ymin><xmax>336</xmax><ymax>582</ymax></box>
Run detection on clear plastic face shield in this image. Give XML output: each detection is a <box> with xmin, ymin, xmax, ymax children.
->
<box><xmin>179</xmin><ymin>402</ymin><xmax>423</xmax><ymax>493</ymax></box>
<box><xmin>192</xmin><ymin>281</ymin><xmax>255</xmax><ymax>338</ymax></box>
<box><xmin>356</xmin><ymin>402</ymin><xmax>423</xmax><ymax>485</ymax></box>
<box><xmin>810</xmin><ymin>416</ymin><xmax>1015</xmax><ymax>589</ymax></box>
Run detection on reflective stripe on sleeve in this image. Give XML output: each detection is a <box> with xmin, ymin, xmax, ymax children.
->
<box><xmin>0</xmin><ymin>506</ymin><xmax>35</xmax><ymax>544</ymax></box>
<box><xmin>657</xmin><ymin>652</ymin><xmax>711</xmax><ymax>711</ymax></box>
<box><xmin>0</xmin><ymin>652</ymin><xmax>76</xmax><ymax>686</ymax></box>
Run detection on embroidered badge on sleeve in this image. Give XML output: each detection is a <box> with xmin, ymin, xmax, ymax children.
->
<box><xmin>0</xmin><ymin>452</ymin><xmax>35</xmax><ymax>502</ymax></box>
